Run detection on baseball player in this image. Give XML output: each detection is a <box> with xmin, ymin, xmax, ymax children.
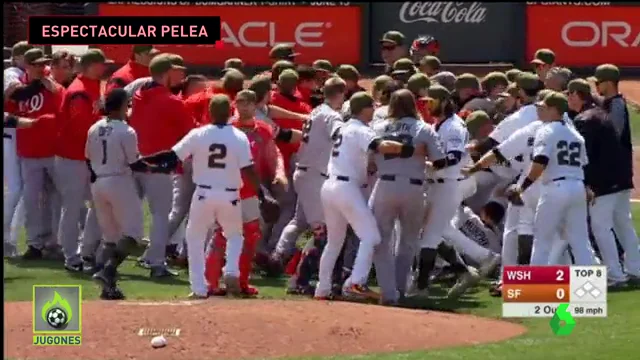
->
<box><xmin>206</xmin><ymin>89</ymin><xmax>294</xmax><ymax>297</ymax></box>
<box><xmin>509</xmin><ymin>92</ymin><xmax>595</xmax><ymax>265</ymax></box>
<box><xmin>530</xmin><ymin>48</ymin><xmax>556</xmax><ymax>81</ymax></box>
<box><xmin>368</xmin><ymin>89</ymin><xmax>445</xmax><ymax>304</ymax></box>
<box><xmin>467</xmin><ymin>73</ymin><xmax>543</xmax><ymax>291</ymax></box>
<box><xmin>86</xmin><ymin>89</ymin><xmax>149</xmax><ymax>300</ymax></box>
<box><xmin>282</xmin><ymin>77</ymin><xmax>347</xmax><ymax>295</ymax></box>
<box><xmin>379</xmin><ymin>31</ymin><xmax>410</xmax><ymax>75</ymax></box>
<box><xmin>314</xmin><ymin>91</ymin><xmax>425</xmax><ymax>301</ymax></box>
<box><xmin>410</xmin><ymin>85</ymin><xmax>500</xmax><ymax>298</ymax></box>
<box><xmin>409</xmin><ymin>35</ymin><xmax>440</xmax><ymax>65</ymax></box>
<box><xmin>141</xmin><ymin>94</ymin><xmax>263</xmax><ymax>298</ymax></box>
<box><xmin>3</xmin><ymin>41</ymin><xmax>33</xmax><ymax>257</ymax></box>
<box><xmin>5</xmin><ymin>49</ymin><xmax>64</xmax><ymax>262</ymax></box>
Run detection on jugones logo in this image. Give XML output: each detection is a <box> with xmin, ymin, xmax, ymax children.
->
<box><xmin>42</xmin><ymin>291</ymin><xmax>73</xmax><ymax>330</ymax></box>
<box><xmin>33</xmin><ymin>285</ymin><xmax>82</xmax><ymax>346</ymax></box>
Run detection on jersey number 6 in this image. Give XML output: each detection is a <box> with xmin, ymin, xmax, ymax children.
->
<box><xmin>556</xmin><ymin>140</ymin><xmax>581</xmax><ymax>167</ymax></box>
<box><xmin>331</xmin><ymin>129</ymin><xmax>343</xmax><ymax>157</ymax></box>
<box><xmin>208</xmin><ymin>143</ymin><xmax>227</xmax><ymax>169</ymax></box>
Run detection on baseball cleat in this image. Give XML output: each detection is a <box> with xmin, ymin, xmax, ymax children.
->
<box><xmin>286</xmin><ymin>284</ymin><xmax>316</xmax><ymax>296</ymax></box>
<box><xmin>150</xmin><ymin>266</ymin><xmax>179</xmax><ymax>278</ymax></box>
<box><xmin>187</xmin><ymin>292</ymin><xmax>208</xmax><ymax>300</ymax></box>
<box><xmin>447</xmin><ymin>273</ymin><xmax>478</xmax><ymax>299</ymax></box>
<box><xmin>22</xmin><ymin>246</ymin><xmax>43</xmax><ymax>260</ymax></box>
<box><xmin>223</xmin><ymin>275</ymin><xmax>242</xmax><ymax>297</ymax></box>
<box><xmin>64</xmin><ymin>262</ymin><xmax>83</xmax><ymax>273</ymax></box>
<box><xmin>100</xmin><ymin>286</ymin><xmax>125</xmax><ymax>301</ymax></box>
<box><xmin>342</xmin><ymin>284</ymin><xmax>380</xmax><ymax>302</ymax></box>
<box><xmin>607</xmin><ymin>279</ymin><xmax>628</xmax><ymax>289</ymax></box>
<box><xmin>489</xmin><ymin>282</ymin><xmax>502</xmax><ymax>297</ymax></box>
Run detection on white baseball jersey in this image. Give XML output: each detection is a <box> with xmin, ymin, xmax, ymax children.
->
<box><xmin>326</xmin><ymin>118</ymin><xmax>377</xmax><ymax>185</ymax></box>
<box><xmin>172</xmin><ymin>124</ymin><xmax>253</xmax><ymax>189</ymax></box>
<box><xmin>124</xmin><ymin>76</ymin><xmax>152</xmax><ymax>98</ymax></box>
<box><xmin>455</xmin><ymin>206</ymin><xmax>502</xmax><ymax>254</ymax></box>
<box><xmin>297</xmin><ymin>103</ymin><xmax>343</xmax><ymax>173</ymax></box>
<box><xmin>372</xmin><ymin>105</ymin><xmax>389</xmax><ymax>127</ymax></box>
<box><xmin>532</xmin><ymin>120</ymin><xmax>588</xmax><ymax>184</ymax></box>
<box><xmin>496</xmin><ymin>120</ymin><xmax>544</xmax><ymax>174</ymax></box>
<box><xmin>427</xmin><ymin>114</ymin><xmax>470</xmax><ymax>180</ymax></box>
<box><xmin>3</xmin><ymin>66</ymin><xmax>24</xmax><ymax>93</ymax></box>
<box><xmin>86</xmin><ymin>118</ymin><xmax>139</xmax><ymax>177</ymax></box>
<box><xmin>489</xmin><ymin>104</ymin><xmax>538</xmax><ymax>173</ymax></box>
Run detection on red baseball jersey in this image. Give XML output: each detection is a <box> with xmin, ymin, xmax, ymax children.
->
<box><xmin>105</xmin><ymin>60</ymin><xmax>150</xmax><ymax>95</ymax></box>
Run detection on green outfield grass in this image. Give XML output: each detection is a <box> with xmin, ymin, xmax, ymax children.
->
<box><xmin>5</xmin><ymin>205</ymin><xmax>640</xmax><ymax>360</ymax></box>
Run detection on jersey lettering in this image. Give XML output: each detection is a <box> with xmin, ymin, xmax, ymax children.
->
<box><xmin>18</xmin><ymin>93</ymin><xmax>44</xmax><ymax>114</ymax></box>
<box><xmin>556</xmin><ymin>140</ymin><xmax>582</xmax><ymax>167</ymax></box>
<box><xmin>208</xmin><ymin>143</ymin><xmax>228</xmax><ymax>169</ymax></box>
<box><xmin>331</xmin><ymin>129</ymin><xmax>343</xmax><ymax>157</ymax></box>
<box><xmin>98</xmin><ymin>126</ymin><xmax>113</xmax><ymax>165</ymax></box>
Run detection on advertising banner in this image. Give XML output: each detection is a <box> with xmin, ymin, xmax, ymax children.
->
<box><xmin>95</xmin><ymin>3</ymin><xmax>362</xmax><ymax>66</ymax></box>
<box><xmin>369</xmin><ymin>2</ymin><xmax>525</xmax><ymax>63</ymax></box>
<box><xmin>526</xmin><ymin>4</ymin><xmax>640</xmax><ymax>66</ymax></box>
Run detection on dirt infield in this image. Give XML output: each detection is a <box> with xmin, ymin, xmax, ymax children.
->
<box><xmin>5</xmin><ymin>299</ymin><xmax>526</xmax><ymax>360</ymax></box>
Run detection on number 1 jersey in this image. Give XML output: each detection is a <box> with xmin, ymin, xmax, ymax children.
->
<box><xmin>172</xmin><ymin>124</ymin><xmax>253</xmax><ymax>190</ymax></box>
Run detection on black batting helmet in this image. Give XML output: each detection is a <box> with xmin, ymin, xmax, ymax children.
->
<box><xmin>410</xmin><ymin>35</ymin><xmax>440</xmax><ymax>57</ymax></box>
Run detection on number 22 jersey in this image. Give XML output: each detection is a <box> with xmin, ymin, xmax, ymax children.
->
<box><xmin>532</xmin><ymin>120</ymin><xmax>588</xmax><ymax>184</ymax></box>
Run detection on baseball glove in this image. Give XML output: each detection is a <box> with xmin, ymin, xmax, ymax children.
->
<box><xmin>504</xmin><ymin>184</ymin><xmax>524</xmax><ymax>206</ymax></box>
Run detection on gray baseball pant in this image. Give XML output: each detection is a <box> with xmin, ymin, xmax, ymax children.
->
<box><xmin>264</xmin><ymin>160</ymin><xmax>301</xmax><ymax>254</ymax></box>
<box><xmin>55</xmin><ymin>157</ymin><xmax>102</xmax><ymax>265</ymax></box>
<box><xmin>369</xmin><ymin>176</ymin><xmax>426</xmax><ymax>302</ymax></box>
<box><xmin>168</xmin><ymin>161</ymin><xmax>195</xmax><ymax>244</ymax></box>
<box><xmin>135</xmin><ymin>172</ymin><xmax>173</xmax><ymax>267</ymax></box>
<box><xmin>21</xmin><ymin>157</ymin><xmax>58</xmax><ymax>249</ymax></box>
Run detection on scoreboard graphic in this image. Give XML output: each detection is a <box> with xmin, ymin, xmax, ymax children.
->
<box><xmin>502</xmin><ymin>265</ymin><xmax>607</xmax><ymax>318</ymax></box>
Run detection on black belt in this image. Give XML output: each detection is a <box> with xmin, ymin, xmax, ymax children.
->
<box><xmin>330</xmin><ymin>174</ymin><xmax>367</xmax><ymax>188</ymax></box>
<box><xmin>297</xmin><ymin>166</ymin><xmax>328</xmax><ymax>178</ymax></box>
<box><xmin>198</xmin><ymin>184</ymin><xmax>237</xmax><ymax>192</ymax></box>
<box><xmin>426</xmin><ymin>178</ymin><xmax>464</xmax><ymax>184</ymax></box>
<box><xmin>380</xmin><ymin>174</ymin><xmax>423</xmax><ymax>186</ymax></box>
<box><xmin>3</xmin><ymin>133</ymin><xmax>12</xmax><ymax>139</ymax></box>
<box><xmin>553</xmin><ymin>177</ymin><xmax>566</xmax><ymax>182</ymax></box>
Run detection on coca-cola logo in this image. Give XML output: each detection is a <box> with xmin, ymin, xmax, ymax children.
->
<box><xmin>399</xmin><ymin>2</ymin><xmax>488</xmax><ymax>24</ymax></box>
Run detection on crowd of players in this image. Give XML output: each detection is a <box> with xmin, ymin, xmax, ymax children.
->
<box><xmin>3</xmin><ymin>29</ymin><xmax>639</xmax><ymax>304</ymax></box>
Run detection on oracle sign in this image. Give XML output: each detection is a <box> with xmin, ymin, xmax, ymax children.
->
<box><xmin>221</xmin><ymin>21</ymin><xmax>328</xmax><ymax>48</ymax></box>
<box><xmin>526</xmin><ymin>5</ymin><xmax>640</xmax><ymax>66</ymax></box>
<box><xmin>370</xmin><ymin>2</ymin><xmax>524</xmax><ymax>63</ymax></box>
<box><xmin>561</xmin><ymin>21</ymin><xmax>640</xmax><ymax>48</ymax></box>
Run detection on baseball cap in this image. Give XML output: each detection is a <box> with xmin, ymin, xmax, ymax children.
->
<box><xmin>430</xmin><ymin>71</ymin><xmax>456</xmax><ymax>92</ymax></box>
<box><xmin>546</xmin><ymin>67</ymin><xmax>570</xmax><ymax>84</ymax></box>
<box><xmin>380</xmin><ymin>30</ymin><xmax>406</xmax><ymax>46</ymax></box>
<box><xmin>373</xmin><ymin>75</ymin><xmax>393</xmax><ymax>93</ymax></box>
<box><xmin>419</xmin><ymin>55</ymin><xmax>441</xmax><ymax>69</ymax></box>
<box><xmin>426</xmin><ymin>84</ymin><xmax>451</xmax><ymax>101</ymax></box>
<box><xmin>536</xmin><ymin>89</ymin><xmax>554</xmax><ymax>102</ymax></box>
<box><xmin>392</xmin><ymin>58</ymin><xmax>416</xmax><ymax>72</ymax></box>
<box><xmin>336</xmin><ymin>64</ymin><xmax>360</xmax><ymax>81</ymax></box>
<box><xmin>505</xmin><ymin>68</ymin><xmax>523</xmax><ymax>83</ymax></box>
<box><xmin>209</xmin><ymin>94</ymin><xmax>231</xmax><ymax>120</ymax></box>
<box><xmin>271</xmin><ymin>60</ymin><xmax>295</xmax><ymax>81</ymax></box>
<box><xmin>407</xmin><ymin>73</ymin><xmax>431</xmax><ymax>95</ymax></box>
<box><xmin>530</xmin><ymin>48</ymin><xmax>556</xmax><ymax>65</ymax></box>
<box><xmin>455</xmin><ymin>73</ymin><xmax>480</xmax><ymax>91</ymax></box>
<box><xmin>516</xmin><ymin>72</ymin><xmax>542</xmax><ymax>91</ymax></box>
<box><xmin>149</xmin><ymin>53</ymin><xmax>186</xmax><ymax>76</ymax></box>
<box><xmin>80</xmin><ymin>49</ymin><xmax>114</xmax><ymax>67</ymax></box>
<box><xmin>249</xmin><ymin>75</ymin><xmax>273</xmax><ymax>99</ymax></box>
<box><xmin>465</xmin><ymin>110</ymin><xmax>491</xmax><ymax>138</ymax></box>
<box><xmin>349</xmin><ymin>91</ymin><xmax>375</xmax><ymax>115</ymax></box>
<box><xmin>278</xmin><ymin>69</ymin><xmax>299</xmax><ymax>86</ymax></box>
<box><xmin>590</xmin><ymin>64</ymin><xmax>620</xmax><ymax>84</ymax></box>
<box><xmin>23</xmin><ymin>48</ymin><xmax>51</xmax><ymax>66</ymax></box>
<box><xmin>11</xmin><ymin>41</ymin><xmax>34</xmax><ymax>58</ymax></box>
<box><xmin>536</xmin><ymin>91</ymin><xmax>568</xmax><ymax>114</ymax></box>
<box><xmin>567</xmin><ymin>79</ymin><xmax>592</xmax><ymax>97</ymax></box>
<box><xmin>223</xmin><ymin>58</ymin><xmax>244</xmax><ymax>71</ymax></box>
<box><xmin>235</xmin><ymin>89</ymin><xmax>257</xmax><ymax>103</ymax></box>
<box><xmin>132</xmin><ymin>45</ymin><xmax>159</xmax><ymax>55</ymax></box>
<box><xmin>482</xmin><ymin>72</ymin><xmax>509</xmax><ymax>92</ymax></box>
<box><xmin>312</xmin><ymin>59</ymin><xmax>333</xmax><ymax>73</ymax></box>
<box><xmin>391</xmin><ymin>69</ymin><xmax>413</xmax><ymax>84</ymax></box>
<box><xmin>269</xmin><ymin>44</ymin><xmax>299</xmax><ymax>60</ymax></box>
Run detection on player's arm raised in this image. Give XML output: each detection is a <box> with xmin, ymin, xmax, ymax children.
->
<box><xmin>267</xmin><ymin>105</ymin><xmax>310</xmax><ymax>122</ymax></box>
<box><xmin>463</xmin><ymin>124</ymin><xmax>534</xmax><ymax>176</ymax></box>
<box><xmin>140</xmin><ymin>128</ymin><xmax>197</xmax><ymax>171</ymax></box>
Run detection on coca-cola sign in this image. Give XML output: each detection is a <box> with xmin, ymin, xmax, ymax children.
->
<box><xmin>399</xmin><ymin>2</ymin><xmax>488</xmax><ymax>24</ymax></box>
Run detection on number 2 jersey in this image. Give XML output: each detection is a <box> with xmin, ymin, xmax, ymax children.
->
<box><xmin>326</xmin><ymin>118</ymin><xmax>377</xmax><ymax>185</ymax></box>
<box><xmin>296</xmin><ymin>103</ymin><xmax>344</xmax><ymax>174</ymax></box>
<box><xmin>532</xmin><ymin>120</ymin><xmax>588</xmax><ymax>184</ymax></box>
<box><xmin>371</xmin><ymin>116</ymin><xmax>445</xmax><ymax>179</ymax></box>
<box><xmin>86</xmin><ymin>117</ymin><xmax>140</xmax><ymax>177</ymax></box>
<box><xmin>172</xmin><ymin>124</ymin><xmax>253</xmax><ymax>191</ymax></box>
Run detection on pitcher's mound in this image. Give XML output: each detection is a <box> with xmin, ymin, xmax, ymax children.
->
<box><xmin>5</xmin><ymin>299</ymin><xmax>526</xmax><ymax>360</ymax></box>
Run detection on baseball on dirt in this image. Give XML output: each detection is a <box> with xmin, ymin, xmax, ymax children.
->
<box><xmin>151</xmin><ymin>335</ymin><xmax>167</xmax><ymax>348</ymax></box>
